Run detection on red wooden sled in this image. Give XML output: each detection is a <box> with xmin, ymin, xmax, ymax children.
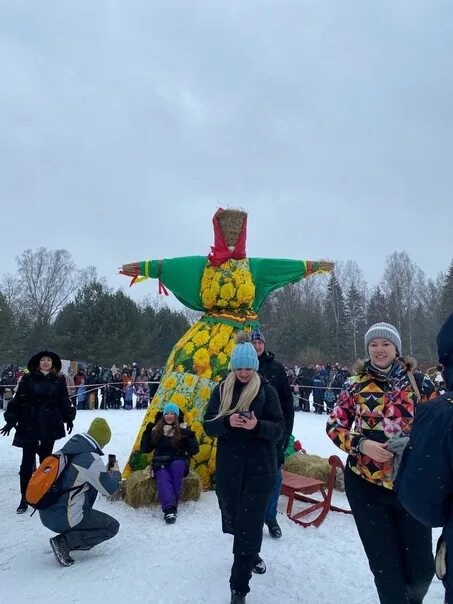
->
<box><xmin>281</xmin><ymin>455</ymin><xmax>352</xmax><ymax>528</ymax></box>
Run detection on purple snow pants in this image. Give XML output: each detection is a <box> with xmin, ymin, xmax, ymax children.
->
<box><xmin>154</xmin><ymin>459</ymin><xmax>188</xmax><ymax>512</ymax></box>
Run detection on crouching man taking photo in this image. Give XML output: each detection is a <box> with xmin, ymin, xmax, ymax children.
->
<box><xmin>39</xmin><ymin>417</ymin><xmax>121</xmax><ymax>566</ymax></box>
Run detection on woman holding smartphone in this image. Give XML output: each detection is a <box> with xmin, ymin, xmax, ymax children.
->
<box><xmin>204</xmin><ymin>332</ymin><xmax>284</xmax><ymax>604</ymax></box>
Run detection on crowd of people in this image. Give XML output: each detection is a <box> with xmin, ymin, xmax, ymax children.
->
<box><xmin>0</xmin><ymin>363</ymin><xmax>163</xmax><ymax>411</ymax></box>
<box><xmin>1</xmin><ymin>314</ymin><xmax>453</xmax><ymax>604</ymax></box>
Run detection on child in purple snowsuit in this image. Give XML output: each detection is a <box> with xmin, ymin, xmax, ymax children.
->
<box><xmin>139</xmin><ymin>402</ymin><xmax>199</xmax><ymax>524</ymax></box>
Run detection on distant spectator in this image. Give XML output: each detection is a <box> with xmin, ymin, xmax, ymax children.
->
<box><xmin>1</xmin><ymin>350</ymin><xmax>76</xmax><ymax>514</ymax></box>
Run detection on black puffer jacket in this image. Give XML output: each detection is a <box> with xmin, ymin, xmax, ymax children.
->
<box><xmin>140</xmin><ymin>412</ymin><xmax>199</xmax><ymax>469</ymax></box>
<box><xmin>258</xmin><ymin>350</ymin><xmax>294</xmax><ymax>462</ymax></box>
<box><xmin>4</xmin><ymin>372</ymin><xmax>76</xmax><ymax>447</ymax></box>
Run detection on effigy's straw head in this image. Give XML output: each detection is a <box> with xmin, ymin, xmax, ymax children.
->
<box><xmin>217</xmin><ymin>209</ymin><xmax>247</xmax><ymax>247</ymax></box>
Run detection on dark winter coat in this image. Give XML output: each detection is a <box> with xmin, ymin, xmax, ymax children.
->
<box><xmin>203</xmin><ymin>376</ymin><xmax>284</xmax><ymax>555</ymax></box>
<box><xmin>140</xmin><ymin>415</ymin><xmax>199</xmax><ymax>469</ymax></box>
<box><xmin>395</xmin><ymin>388</ymin><xmax>453</xmax><ymax>599</ymax></box>
<box><xmin>4</xmin><ymin>372</ymin><xmax>76</xmax><ymax>447</ymax></box>
<box><xmin>258</xmin><ymin>350</ymin><xmax>294</xmax><ymax>463</ymax></box>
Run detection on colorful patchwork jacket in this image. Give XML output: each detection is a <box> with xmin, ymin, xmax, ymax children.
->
<box><xmin>326</xmin><ymin>358</ymin><xmax>436</xmax><ymax>490</ymax></box>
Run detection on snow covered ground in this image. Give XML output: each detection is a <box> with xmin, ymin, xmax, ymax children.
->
<box><xmin>0</xmin><ymin>407</ymin><xmax>444</xmax><ymax>604</ymax></box>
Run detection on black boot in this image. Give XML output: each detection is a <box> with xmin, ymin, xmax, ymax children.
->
<box><xmin>266</xmin><ymin>518</ymin><xmax>282</xmax><ymax>539</ymax></box>
<box><xmin>164</xmin><ymin>505</ymin><xmax>177</xmax><ymax>524</ymax></box>
<box><xmin>16</xmin><ymin>498</ymin><xmax>28</xmax><ymax>514</ymax></box>
<box><xmin>230</xmin><ymin>590</ymin><xmax>246</xmax><ymax>603</ymax></box>
<box><xmin>252</xmin><ymin>555</ymin><xmax>266</xmax><ymax>574</ymax></box>
<box><xmin>49</xmin><ymin>536</ymin><xmax>74</xmax><ymax>567</ymax></box>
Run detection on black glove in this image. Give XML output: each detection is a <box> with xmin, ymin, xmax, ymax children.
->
<box><xmin>66</xmin><ymin>421</ymin><xmax>74</xmax><ymax>435</ymax></box>
<box><xmin>0</xmin><ymin>423</ymin><xmax>14</xmax><ymax>436</ymax></box>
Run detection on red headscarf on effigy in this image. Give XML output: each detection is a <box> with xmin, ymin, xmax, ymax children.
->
<box><xmin>207</xmin><ymin>208</ymin><xmax>247</xmax><ymax>267</ymax></box>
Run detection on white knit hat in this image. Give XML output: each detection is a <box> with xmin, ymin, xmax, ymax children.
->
<box><xmin>364</xmin><ymin>322</ymin><xmax>402</xmax><ymax>356</ymax></box>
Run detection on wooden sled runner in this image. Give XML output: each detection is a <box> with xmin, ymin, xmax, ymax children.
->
<box><xmin>281</xmin><ymin>455</ymin><xmax>352</xmax><ymax>528</ymax></box>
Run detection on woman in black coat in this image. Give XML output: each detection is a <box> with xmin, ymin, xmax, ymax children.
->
<box><xmin>203</xmin><ymin>332</ymin><xmax>284</xmax><ymax>604</ymax></box>
<box><xmin>1</xmin><ymin>350</ymin><xmax>76</xmax><ymax>513</ymax></box>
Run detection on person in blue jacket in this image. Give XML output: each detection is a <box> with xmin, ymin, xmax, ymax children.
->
<box><xmin>396</xmin><ymin>312</ymin><xmax>453</xmax><ymax>602</ymax></box>
<box><xmin>39</xmin><ymin>417</ymin><xmax>121</xmax><ymax>567</ymax></box>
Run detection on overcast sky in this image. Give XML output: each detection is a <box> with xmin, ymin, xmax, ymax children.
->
<box><xmin>1</xmin><ymin>1</ymin><xmax>452</xmax><ymax>307</ymax></box>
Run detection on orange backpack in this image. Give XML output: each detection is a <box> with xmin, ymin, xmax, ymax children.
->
<box><xmin>26</xmin><ymin>452</ymin><xmax>77</xmax><ymax>510</ymax></box>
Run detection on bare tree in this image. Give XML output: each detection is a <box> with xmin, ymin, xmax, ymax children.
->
<box><xmin>381</xmin><ymin>251</ymin><xmax>425</xmax><ymax>356</ymax></box>
<box><xmin>16</xmin><ymin>248</ymin><xmax>82</xmax><ymax>326</ymax></box>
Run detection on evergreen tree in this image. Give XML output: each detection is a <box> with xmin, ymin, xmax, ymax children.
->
<box><xmin>324</xmin><ymin>274</ymin><xmax>348</xmax><ymax>362</ymax></box>
<box><xmin>0</xmin><ymin>293</ymin><xmax>15</xmax><ymax>364</ymax></box>
<box><xmin>366</xmin><ymin>286</ymin><xmax>388</xmax><ymax>326</ymax></box>
<box><xmin>441</xmin><ymin>260</ymin><xmax>453</xmax><ymax>321</ymax></box>
<box><xmin>345</xmin><ymin>283</ymin><xmax>367</xmax><ymax>360</ymax></box>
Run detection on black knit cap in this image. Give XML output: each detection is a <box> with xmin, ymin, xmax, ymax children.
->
<box><xmin>27</xmin><ymin>350</ymin><xmax>62</xmax><ymax>373</ymax></box>
<box><xmin>438</xmin><ymin>313</ymin><xmax>453</xmax><ymax>366</ymax></box>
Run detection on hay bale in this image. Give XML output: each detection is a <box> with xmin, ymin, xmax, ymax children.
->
<box><xmin>217</xmin><ymin>209</ymin><xmax>247</xmax><ymax>246</ymax></box>
<box><xmin>123</xmin><ymin>468</ymin><xmax>203</xmax><ymax>509</ymax></box>
<box><xmin>284</xmin><ymin>454</ymin><xmax>331</xmax><ymax>483</ymax></box>
<box><xmin>283</xmin><ymin>454</ymin><xmax>346</xmax><ymax>492</ymax></box>
<box><xmin>108</xmin><ymin>479</ymin><xmax>126</xmax><ymax>502</ymax></box>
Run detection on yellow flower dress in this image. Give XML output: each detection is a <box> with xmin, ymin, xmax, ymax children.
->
<box><xmin>122</xmin><ymin>256</ymin><xmax>329</xmax><ymax>488</ymax></box>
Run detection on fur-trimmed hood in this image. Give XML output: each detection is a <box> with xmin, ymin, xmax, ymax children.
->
<box><xmin>352</xmin><ymin>356</ymin><xmax>417</xmax><ymax>377</ymax></box>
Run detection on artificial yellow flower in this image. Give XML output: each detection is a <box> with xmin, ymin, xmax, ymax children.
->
<box><xmin>194</xmin><ymin>444</ymin><xmax>212</xmax><ymax>463</ymax></box>
<box><xmin>217</xmin><ymin>352</ymin><xmax>227</xmax><ymax>366</ymax></box>
<box><xmin>220</xmin><ymin>282</ymin><xmax>235</xmax><ymax>301</ymax></box>
<box><xmin>193</xmin><ymin>347</ymin><xmax>210</xmax><ymax>368</ymax></box>
<box><xmin>196</xmin><ymin>465</ymin><xmax>211</xmax><ymax>489</ymax></box>
<box><xmin>225</xmin><ymin>339</ymin><xmax>235</xmax><ymax>356</ymax></box>
<box><xmin>170</xmin><ymin>392</ymin><xmax>187</xmax><ymax>407</ymax></box>
<box><xmin>192</xmin><ymin>330</ymin><xmax>210</xmax><ymax>346</ymax></box>
<box><xmin>162</xmin><ymin>375</ymin><xmax>177</xmax><ymax>390</ymax></box>
<box><xmin>183</xmin><ymin>342</ymin><xmax>194</xmax><ymax>355</ymax></box>
<box><xmin>199</xmin><ymin>384</ymin><xmax>212</xmax><ymax>402</ymax></box>
<box><xmin>184</xmin><ymin>374</ymin><xmax>196</xmax><ymax>388</ymax></box>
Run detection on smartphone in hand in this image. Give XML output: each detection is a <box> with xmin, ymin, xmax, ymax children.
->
<box><xmin>107</xmin><ymin>454</ymin><xmax>117</xmax><ymax>470</ymax></box>
<box><xmin>238</xmin><ymin>411</ymin><xmax>252</xmax><ymax>419</ymax></box>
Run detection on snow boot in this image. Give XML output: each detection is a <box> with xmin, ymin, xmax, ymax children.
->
<box><xmin>164</xmin><ymin>512</ymin><xmax>176</xmax><ymax>524</ymax></box>
<box><xmin>252</xmin><ymin>555</ymin><xmax>266</xmax><ymax>574</ymax></box>
<box><xmin>266</xmin><ymin>518</ymin><xmax>282</xmax><ymax>539</ymax></box>
<box><xmin>164</xmin><ymin>506</ymin><xmax>177</xmax><ymax>524</ymax></box>
<box><xmin>230</xmin><ymin>590</ymin><xmax>247</xmax><ymax>603</ymax></box>
<box><xmin>49</xmin><ymin>536</ymin><xmax>74</xmax><ymax>567</ymax></box>
<box><xmin>16</xmin><ymin>498</ymin><xmax>28</xmax><ymax>514</ymax></box>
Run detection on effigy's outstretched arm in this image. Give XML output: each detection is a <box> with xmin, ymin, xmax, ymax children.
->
<box><xmin>119</xmin><ymin>260</ymin><xmax>159</xmax><ymax>286</ymax></box>
<box><xmin>119</xmin><ymin>256</ymin><xmax>207</xmax><ymax>311</ymax></box>
<box><xmin>249</xmin><ymin>258</ymin><xmax>333</xmax><ymax>310</ymax></box>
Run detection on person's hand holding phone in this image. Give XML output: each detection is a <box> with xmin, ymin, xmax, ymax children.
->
<box><xmin>240</xmin><ymin>410</ymin><xmax>257</xmax><ymax>430</ymax></box>
<box><xmin>229</xmin><ymin>413</ymin><xmax>246</xmax><ymax>428</ymax></box>
<box><xmin>107</xmin><ymin>454</ymin><xmax>119</xmax><ymax>472</ymax></box>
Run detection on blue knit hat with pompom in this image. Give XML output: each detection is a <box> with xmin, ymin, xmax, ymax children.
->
<box><xmin>230</xmin><ymin>331</ymin><xmax>259</xmax><ymax>370</ymax></box>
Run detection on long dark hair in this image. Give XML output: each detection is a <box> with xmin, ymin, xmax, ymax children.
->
<box><xmin>150</xmin><ymin>413</ymin><xmax>183</xmax><ymax>445</ymax></box>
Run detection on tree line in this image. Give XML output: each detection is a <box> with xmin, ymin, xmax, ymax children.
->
<box><xmin>1</xmin><ymin>248</ymin><xmax>452</xmax><ymax>368</ymax></box>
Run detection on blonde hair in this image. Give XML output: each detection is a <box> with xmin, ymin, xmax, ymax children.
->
<box><xmin>213</xmin><ymin>371</ymin><xmax>261</xmax><ymax>418</ymax></box>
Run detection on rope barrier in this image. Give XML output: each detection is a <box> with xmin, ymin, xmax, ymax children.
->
<box><xmin>0</xmin><ymin>379</ymin><xmax>344</xmax><ymax>393</ymax></box>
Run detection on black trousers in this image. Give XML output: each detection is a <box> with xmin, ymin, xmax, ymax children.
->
<box><xmin>19</xmin><ymin>440</ymin><xmax>55</xmax><ymax>496</ymax></box>
<box><xmin>345</xmin><ymin>466</ymin><xmax>434</xmax><ymax>604</ymax></box>
<box><xmin>230</xmin><ymin>553</ymin><xmax>255</xmax><ymax>595</ymax></box>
